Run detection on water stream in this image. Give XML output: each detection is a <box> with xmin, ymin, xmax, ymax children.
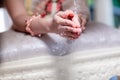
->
<box><xmin>66</xmin><ymin>0</ymin><xmax>80</xmax><ymax>45</ymax></box>
<box><xmin>51</xmin><ymin>0</ymin><xmax>80</xmax><ymax>56</ymax></box>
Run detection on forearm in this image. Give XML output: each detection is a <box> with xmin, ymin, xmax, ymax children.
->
<box><xmin>5</xmin><ymin>0</ymin><xmax>52</xmax><ymax>34</ymax></box>
<box><xmin>30</xmin><ymin>16</ymin><xmax>53</xmax><ymax>34</ymax></box>
<box><xmin>12</xmin><ymin>14</ymin><xmax>52</xmax><ymax>34</ymax></box>
<box><xmin>5</xmin><ymin>0</ymin><xmax>29</xmax><ymax>32</ymax></box>
<box><xmin>12</xmin><ymin>14</ymin><xmax>30</xmax><ymax>32</ymax></box>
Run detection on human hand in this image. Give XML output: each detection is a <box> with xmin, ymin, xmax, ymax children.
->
<box><xmin>51</xmin><ymin>10</ymin><xmax>82</xmax><ymax>39</ymax></box>
<box><xmin>66</xmin><ymin>12</ymin><xmax>88</xmax><ymax>39</ymax></box>
<box><xmin>78</xmin><ymin>13</ymin><xmax>88</xmax><ymax>31</ymax></box>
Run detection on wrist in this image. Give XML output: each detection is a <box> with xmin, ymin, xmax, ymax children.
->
<box><xmin>49</xmin><ymin>18</ymin><xmax>58</xmax><ymax>33</ymax></box>
<box><xmin>30</xmin><ymin>16</ymin><xmax>51</xmax><ymax>34</ymax></box>
<box><xmin>25</xmin><ymin>15</ymin><xmax>42</xmax><ymax>36</ymax></box>
<box><xmin>46</xmin><ymin>17</ymin><xmax>54</xmax><ymax>33</ymax></box>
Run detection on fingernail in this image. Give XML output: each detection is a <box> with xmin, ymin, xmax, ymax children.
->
<box><xmin>68</xmin><ymin>13</ymin><xmax>74</xmax><ymax>20</ymax></box>
<box><xmin>76</xmin><ymin>26</ymin><xmax>80</xmax><ymax>28</ymax></box>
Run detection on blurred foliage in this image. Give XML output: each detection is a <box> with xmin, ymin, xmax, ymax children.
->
<box><xmin>87</xmin><ymin>0</ymin><xmax>95</xmax><ymax>6</ymax></box>
<box><xmin>113</xmin><ymin>0</ymin><xmax>120</xmax><ymax>7</ymax></box>
<box><xmin>113</xmin><ymin>0</ymin><xmax>120</xmax><ymax>28</ymax></box>
<box><xmin>87</xmin><ymin>0</ymin><xmax>120</xmax><ymax>28</ymax></box>
<box><xmin>87</xmin><ymin>0</ymin><xmax>95</xmax><ymax>21</ymax></box>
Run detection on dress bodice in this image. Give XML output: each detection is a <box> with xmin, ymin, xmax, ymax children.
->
<box><xmin>25</xmin><ymin>0</ymin><xmax>64</xmax><ymax>17</ymax></box>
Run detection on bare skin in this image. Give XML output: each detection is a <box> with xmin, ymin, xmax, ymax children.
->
<box><xmin>5</xmin><ymin>0</ymin><xmax>89</xmax><ymax>39</ymax></box>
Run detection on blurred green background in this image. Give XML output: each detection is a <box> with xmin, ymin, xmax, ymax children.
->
<box><xmin>87</xmin><ymin>0</ymin><xmax>120</xmax><ymax>28</ymax></box>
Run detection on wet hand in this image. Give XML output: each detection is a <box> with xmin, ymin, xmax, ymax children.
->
<box><xmin>51</xmin><ymin>10</ymin><xmax>83</xmax><ymax>39</ymax></box>
<box><xmin>51</xmin><ymin>10</ymin><xmax>76</xmax><ymax>34</ymax></box>
<box><xmin>78</xmin><ymin>13</ymin><xmax>88</xmax><ymax>31</ymax></box>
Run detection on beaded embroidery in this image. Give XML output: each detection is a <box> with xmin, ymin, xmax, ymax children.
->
<box><xmin>25</xmin><ymin>0</ymin><xmax>64</xmax><ymax>17</ymax></box>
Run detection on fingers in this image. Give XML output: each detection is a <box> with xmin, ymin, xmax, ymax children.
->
<box><xmin>78</xmin><ymin>13</ymin><xmax>87</xmax><ymax>31</ymax></box>
<box><xmin>81</xmin><ymin>16</ymin><xmax>87</xmax><ymax>31</ymax></box>
<box><xmin>54</xmin><ymin>11</ymin><xmax>87</xmax><ymax>40</ymax></box>
<box><xmin>57</xmin><ymin>10</ymin><xmax>74</xmax><ymax>19</ymax></box>
<box><xmin>54</xmin><ymin>15</ymin><xmax>75</xmax><ymax>27</ymax></box>
<box><xmin>60</xmin><ymin>31</ymin><xmax>80</xmax><ymax>39</ymax></box>
<box><xmin>58</xmin><ymin>26</ymin><xmax>82</xmax><ymax>33</ymax></box>
<box><xmin>58</xmin><ymin>25</ymin><xmax>82</xmax><ymax>39</ymax></box>
<box><xmin>72</xmin><ymin>14</ymin><xmax>81</xmax><ymax>28</ymax></box>
<box><xmin>54</xmin><ymin>10</ymin><xmax>76</xmax><ymax>27</ymax></box>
